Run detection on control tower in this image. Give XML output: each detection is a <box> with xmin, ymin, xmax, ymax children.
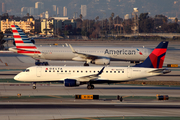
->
<box><xmin>131</xmin><ymin>8</ymin><xmax>139</xmax><ymax>34</ymax></box>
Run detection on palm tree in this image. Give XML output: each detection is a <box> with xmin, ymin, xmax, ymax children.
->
<box><xmin>175</xmin><ymin>18</ymin><xmax>178</xmax><ymax>23</ymax></box>
<box><xmin>79</xmin><ymin>14</ymin><xmax>83</xmax><ymax>19</ymax></box>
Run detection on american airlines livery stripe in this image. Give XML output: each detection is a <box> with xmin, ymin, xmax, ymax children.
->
<box><xmin>11</xmin><ymin>25</ymin><xmax>41</xmax><ymax>54</ymax></box>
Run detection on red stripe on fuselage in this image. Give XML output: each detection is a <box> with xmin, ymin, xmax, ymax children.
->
<box><xmin>17</xmin><ymin>50</ymin><xmax>41</xmax><ymax>54</ymax></box>
<box><xmin>16</xmin><ymin>46</ymin><xmax>37</xmax><ymax>49</ymax></box>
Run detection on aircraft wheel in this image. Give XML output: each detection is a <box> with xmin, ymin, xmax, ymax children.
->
<box><xmin>45</xmin><ymin>62</ymin><xmax>49</xmax><ymax>66</ymax></box>
<box><xmin>33</xmin><ymin>86</ymin><xmax>36</xmax><ymax>89</ymax></box>
<box><xmin>87</xmin><ymin>85</ymin><xmax>92</xmax><ymax>89</ymax></box>
<box><xmin>91</xmin><ymin>85</ymin><xmax>94</xmax><ymax>89</ymax></box>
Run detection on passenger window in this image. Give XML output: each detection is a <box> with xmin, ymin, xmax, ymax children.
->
<box><xmin>45</xmin><ymin>70</ymin><xmax>47</xmax><ymax>72</ymax></box>
<box><xmin>57</xmin><ymin>71</ymin><xmax>59</xmax><ymax>72</ymax></box>
<box><xmin>61</xmin><ymin>71</ymin><xmax>63</xmax><ymax>72</ymax></box>
<box><xmin>106</xmin><ymin>71</ymin><xmax>108</xmax><ymax>73</ymax></box>
<box><xmin>81</xmin><ymin>71</ymin><xmax>83</xmax><ymax>73</ymax></box>
<box><xmin>65</xmin><ymin>71</ymin><xmax>67</xmax><ymax>72</ymax></box>
<box><xmin>49</xmin><ymin>71</ymin><xmax>51</xmax><ymax>72</ymax></box>
<box><xmin>77</xmin><ymin>71</ymin><xmax>79</xmax><ymax>73</ymax></box>
<box><xmin>69</xmin><ymin>70</ymin><xmax>71</xmax><ymax>72</ymax></box>
<box><xmin>122</xmin><ymin>71</ymin><xmax>124</xmax><ymax>73</ymax></box>
<box><xmin>118</xmin><ymin>71</ymin><xmax>120</xmax><ymax>73</ymax></box>
<box><xmin>94</xmin><ymin>71</ymin><xmax>96</xmax><ymax>73</ymax></box>
<box><xmin>114</xmin><ymin>71</ymin><xmax>116</xmax><ymax>73</ymax></box>
<box><xmin>25</xmin><ymin>69</ymin><xmax>30</xmax><ymax>72</ymax></box>
<box><xmin>110</xmin><ymin>71</ymin><xmax>112</xmax><ymax>73</ymax></box>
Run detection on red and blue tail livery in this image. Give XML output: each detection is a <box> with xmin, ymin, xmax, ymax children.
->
<box><xmin>134</xmin><ymin>41</ymin><xmax>168</xmax><ymax>68</ymax></box>
<box><xmin>11</xmin><ymin>25</ymin><xmax>40</xmax><ymax>55</ymax></box>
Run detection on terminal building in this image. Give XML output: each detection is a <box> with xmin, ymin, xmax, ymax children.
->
<box><xmin>0</xmin><ymin>18</ymin><xmax>35</xmax><ymax>33</ymax></box>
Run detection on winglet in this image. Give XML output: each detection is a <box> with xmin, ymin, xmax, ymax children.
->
<box><xmin>69</xmin><ymin>44</ymin><xmax>76</xmax><ymax>53</ymax></box>
<box><xmin>97</xmin><ymin>67</ymin><xmax>105</xmax><ymax>76</ymax></box>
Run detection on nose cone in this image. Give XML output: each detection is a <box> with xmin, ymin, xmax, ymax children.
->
<box><xmin>14</xmin><ymin>74</ymin><xmax>20</xmax><ymax>81</ymax></box>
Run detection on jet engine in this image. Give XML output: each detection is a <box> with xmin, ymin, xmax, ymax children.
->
<box><xmin>91</xmin><ymin>58</ymin><xmax>110</xmax><ymax>65</ymax></box>
<box><xmin>64</xmin><ymin>79</ymin><xmax>80</xmax><ymax>87</ymax></box>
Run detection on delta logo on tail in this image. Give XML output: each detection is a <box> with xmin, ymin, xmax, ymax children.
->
<box><xmin>134</xmin><ymin>41</ymin><xmax>168</xmax><ymax>68</ymax></box>
<box><xmin>11</xmin><ymin>25</ymin><xmax>41</xmax><ymax>55</ymax></box>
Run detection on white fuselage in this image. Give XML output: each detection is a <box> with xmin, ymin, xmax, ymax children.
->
<box><xmin>9</xmin><ymin>46</ymin><xmax>152</xmax><ymax>61</ymax></box>
<box><xmin>14</xmin><ymin>66</ymin><xmax>162</xmax><ymax>83</ymax></box>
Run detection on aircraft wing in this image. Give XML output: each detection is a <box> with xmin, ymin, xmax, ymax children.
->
<box><xmin>69</xmin><ymin>44</ymin><xmax>107</xmax><ymax>60</ymax></box>
<box><xmin>69</xmin><ymin>67</ymin><xmax>105</xmax><ymax>82</ymax></box>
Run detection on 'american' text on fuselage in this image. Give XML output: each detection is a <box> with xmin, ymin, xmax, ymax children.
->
<box><xmin>104</xmin><ymin>49</ymin><xmax>136</xmax><ymax>55</ymax></box>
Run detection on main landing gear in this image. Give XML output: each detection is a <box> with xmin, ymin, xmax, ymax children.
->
<box><xmin>84</xmin><ymin>62</ymin><xmax>89</xmax><ymax>66</ymax></box>
<box><xmin>87</xmin><ymin>83</ymin><xmax>94</xmax><ymax>89</ymax></box>
<box><xmin>32</xmin><ymin>82</ymin><xmax>36</xmax><ymax>89</ymax></box>
<box><xmin>35</xmin><ymin>60</ymin><xmax>49</xmax><ymax>66</ymax></box>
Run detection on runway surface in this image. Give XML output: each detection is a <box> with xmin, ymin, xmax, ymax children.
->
<box><xmin>0</xmin><ymin>40</ymin><xmax>180</xmax><ymax>120</ymax></box>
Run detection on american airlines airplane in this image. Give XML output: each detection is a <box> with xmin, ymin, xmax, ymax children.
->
<box><xmin>14</xmin><ymin>41</ymin><xmax>170</xmax><ymax>89</ymax></box>
<box><xmin>9</xmin><ymin>25</ymin><xmax>152</xmax><ymax>66</ymax></box>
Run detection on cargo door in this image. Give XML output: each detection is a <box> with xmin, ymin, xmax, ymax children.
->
<box><xmin>36</xmin><ymin>67</ymin><xmax>42</xmax><ymax>77</ymax></box>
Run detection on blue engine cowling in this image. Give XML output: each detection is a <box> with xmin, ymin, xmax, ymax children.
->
<box><xmin>64</xmin><ymin>79</ymin><xmax>80</xmax><ymax>87</ymax></box>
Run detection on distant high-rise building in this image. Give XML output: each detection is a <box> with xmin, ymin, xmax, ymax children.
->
<box><xmin>35</xmin><ymin>2</ymin><xmax>44</xmax><ymax>15</ymax></box>
<box><xmin>21</xmin><ymin>7</ymin><xmax>28</xmax><ymax>16</ymax></box>
<box><xmin>63</xmin><ymin>6</ymin><xmax>67</xmax><ymax>16</ymax></box>
<box><xmin>27</xmin><ymin>7</ymin><xmax>35</xmax><ymax>15</ymax></box>
<box><xmin>57</xmin><ymin>7</ymin><xmax>59</xmax><ymax>15</ymax></box>
<box><xmin>52</xmin><ymin>5</ymin><xmax>57</xmax><ymax>15</ymax></box>
<box><xmin>2</xmin><ymin>3</ymin><xmax>6</xmax><ymax>13</ymax></box>
<box><xmin>81</xmin><ymin>5</ymin><xmax>87</xmax><ymax>18</ymax></box>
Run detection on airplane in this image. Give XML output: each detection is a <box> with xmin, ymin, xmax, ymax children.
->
<box><xmin>14</xmin><ymin>41</ymin><xmax>171</xmax><ymax>89</ymax></box>
<box><xmin>9</xmin><ymin>25</ymin><xmax>153</xmax><ymax>66</ymax></box>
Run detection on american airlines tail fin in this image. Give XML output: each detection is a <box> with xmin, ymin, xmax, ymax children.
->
<box><xmin>134</xmin><ymin>41</ymin><xmax>168</xmax><ymax>68</ymax></box>
<box><xmin>11</xmin><ymin>25</ymin><xmax>40</xmax><ymax>54</ymax></box>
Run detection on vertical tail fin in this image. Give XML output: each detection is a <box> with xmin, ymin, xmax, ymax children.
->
<box><xmin>134</xmin><ymin>41</ymin><xmax>168</xmax><ymax>68</ymax></box>
<box><xmin>11</xmin><ymin>25</ymin><xmax>39</xmax><ymax>54</ymax></box>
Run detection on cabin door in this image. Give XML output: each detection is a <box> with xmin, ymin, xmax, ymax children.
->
<box><xmin>36</xmin><ymin>67</ymin><xmax>42</xmax><ymax>77</ymax></box>
<box><xmin>127</xmin><ymin>67</ymin><xmax>132</xmax><ymax>78</ymax></box>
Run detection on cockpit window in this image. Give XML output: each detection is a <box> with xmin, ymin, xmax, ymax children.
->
<box><xmin>25</xmin><ymin>69</ymin><xmax>30</xmax><ymax>72</ymax></box>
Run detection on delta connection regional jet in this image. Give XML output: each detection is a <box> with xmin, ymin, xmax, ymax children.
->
<box><xmin>14</xmin><ymin>41</ymin><xmax>170</xmax><ymax>89</ymax></box>
<box><xmin>9</xmin><ymin>25</ymin><xmax>152</xmax><ymax>66</ymax></box>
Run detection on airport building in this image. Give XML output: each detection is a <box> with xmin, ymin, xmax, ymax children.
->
<box><xmin>41</xmin><ymin>17</ymin><xmax>76</xmax><ymax>35</ymax></box>
<box><xmin>0</xmin><ymin>18</ymin><xmax>35</xmax><ymax>33</ymax></box>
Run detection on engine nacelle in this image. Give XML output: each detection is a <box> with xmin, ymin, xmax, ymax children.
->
<box><xmin>64</xmin><ymin>79</ymin><xmax>80</xmax><ymax>87</ymax></box>
<box><xmin>91</xmin><ymin>58</ymin><xmax>110</xmax><ymax>65</ymax></box>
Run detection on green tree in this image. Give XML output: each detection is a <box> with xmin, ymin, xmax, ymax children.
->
<box><xmin>139</xmin><ymin>13</ymin><xmax>154</xmax><ymax>33</ymax></box>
